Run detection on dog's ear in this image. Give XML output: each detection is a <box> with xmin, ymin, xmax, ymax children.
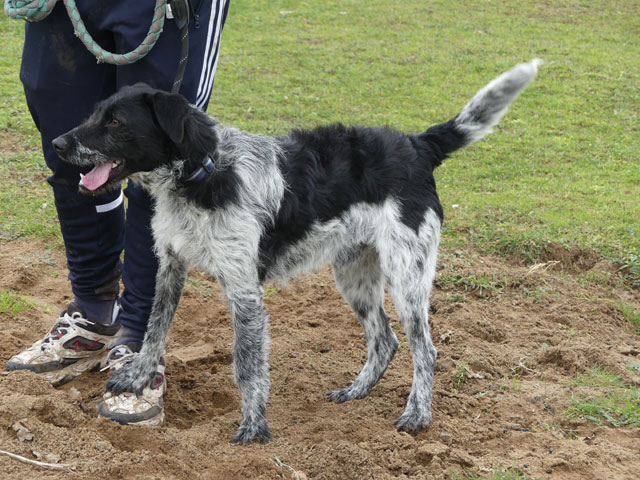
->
<box><xmin>146</xmin><ymin>91</ymin><xmax>190</xmax><ymax>145</ymax></box>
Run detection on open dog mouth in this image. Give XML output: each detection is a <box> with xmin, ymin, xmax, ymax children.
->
<box><xmin>79</xmin><ymin>159</ymin><xmax>125</xmax><ymax>191</ymax></box>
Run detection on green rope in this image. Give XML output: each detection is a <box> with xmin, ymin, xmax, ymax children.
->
<box><xmin>4</xmin><ymin>0</ymin><xmax>167</xmax><ymax>65</ymax></box>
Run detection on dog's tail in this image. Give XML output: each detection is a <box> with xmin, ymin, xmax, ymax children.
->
<box><xmin>417</xmin><ymin>59</ymin><xmax>542</xmax><ymax>164</ymax></box>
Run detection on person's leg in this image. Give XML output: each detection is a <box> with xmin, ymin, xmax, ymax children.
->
<box><xmin>97</xmin><ymin>0</ymin><xmax>230</xmax><ymax>424</ymax></box>
<box><xmin>110</xmin><ymin>0</ymin><xmax>231</xmax><ymax>341</ymax></box>
<box><xmin>6</xmin><ymin>2</ymin><xmax>124</xmax><ymax>383</ymax></box>
<box><xmin>115</xmin><ymin>0</ymin><xmax>231</xmax><ymax>105</ymax></box>
<box><xmin>20</xmin><ymin>2</ymin><xmax>123</xmax><ymax>311</ymax></box>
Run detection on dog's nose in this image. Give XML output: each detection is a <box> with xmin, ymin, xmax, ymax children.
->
<box><xmin>52</xmin><ymin>136</ymin><xmax>69</xmax><ymax>155</ymax></box>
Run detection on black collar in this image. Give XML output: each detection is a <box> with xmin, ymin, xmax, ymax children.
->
<box><xmin>182</xmin><ymin>154</ymin><xmax>215</xmax><ymax>182</ymax></box>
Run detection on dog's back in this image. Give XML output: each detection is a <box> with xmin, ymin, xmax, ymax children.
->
<box><xmin>258</xmin><ymin>124</ymin><xmax>441</xmax><ymax>279</ymax></box>
<box><xmin>259</xmin><ymin>60</ymin><xmax>541</xmax><ymax>283</ymax></box>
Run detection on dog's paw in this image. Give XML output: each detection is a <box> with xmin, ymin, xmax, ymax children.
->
<box><xmin>231</xmin><ymin>420</ymin><xmax>272</xmax><ymax>444</ymax></box>
<box><xmin>394</xmin><ymin>408</ymin><xmax>432</xmax><ymax>434</ymax></box>
<box><xmin>326</xmin><ymin>386</ymin><xmax>367</xmax><ymax>404</ymax></box>
<box><xmin>106</xmin><ymin>358</ymin><xmax>156</xmax><ymax>395</ymax></box>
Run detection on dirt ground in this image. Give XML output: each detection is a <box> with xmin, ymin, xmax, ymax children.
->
<box><xmin>0</xmin><ymin>238</ymin><xmax>639</xmax><ymax>479</ymax></box>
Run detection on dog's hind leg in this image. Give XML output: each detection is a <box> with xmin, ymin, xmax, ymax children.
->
<box><xmin>380</xmin><ymin>214</ymin><xmax>440</xmax><ymax>433</ymax></box>
<box><xmin>227</xmin><ymin>287</ymin><xmax>272</xmax><ymax>444</ymax></box>
<box><xmin>327</xmin><ymin>246</ymin><xmax>399</xmax><ymax>403</ymax></box>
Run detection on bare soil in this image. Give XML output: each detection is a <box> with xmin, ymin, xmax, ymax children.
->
<box><xmin>1</xmin><ymin>238</ymin><xmax>639</xmax><ymax>479</ymax></box>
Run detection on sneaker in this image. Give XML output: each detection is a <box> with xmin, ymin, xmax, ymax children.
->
<box><xmin>97</xmin><ymin>344</ymin><xmax>166</xmax><ymax>426</ymax></box>
<box><xmin>5</xmin><ymin>302</ymin><xmax>121</xmax><ymax>386</ymax></box>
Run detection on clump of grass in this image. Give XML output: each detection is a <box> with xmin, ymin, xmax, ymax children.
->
<box><xmin>626</xmin><ymin>361</ymin><xmax>640</xmax><ymax>375</ymax></box>
<box><xmin>568</xmin><ymin>367</ymin><xmax>640</xmax><ymax>427</ymax></box>
<box><xmin>0</xmin><ymin>289</ymin><xmax>35</xmax><ymax>316</ymax></box>
<box><xmin>617</xmin><ymin>254</ymin><xmax>640</xmax><ymax>289</ymax></box>
<box><xmin>613</xmin><ymin>302</ymin><xmax>640</xmax><ymax>333</ymax></box>
<box><xmin>186</xmin><ymin>278</ymin><xmax>213</xmax><ymax>297</ymax></box>
<box><xmin>521</xmin><ymin>284</ymin><xmax>554</xmax><ymax>303</ymax></box>
<box><xmin>438</xmin><ymin>273</ymin><xmax>511</xmax><ymax>297</ymax></box>
<box><xmin>568</xmin><ymin>389</ymin><xmax>640</xmax><ymax>427</ymax></box>
<box><xmin>264</xmin><ymin>285</ymin><xmax>281</xmax><ymax>298</ymax></box>
<box><xmin>511</xmin><ymin>374</ymin><xmax>523</xmax><ymax>392</ymax></box>
<box><xmin>453</xmin><ymin>361</ymin><xmax>470</xmax><ymax>388</ymax></box>
<box><xmin>392</xmin><ymin>323</ymin><xmax>408</xmax><ymax>351</ymax></box>
<box><xmin>576</xmin><ymin>270</ymin><xmax>612</xmax><ymax>289</ymax></box>
<box><xmin>474</xmin><ymin>231</ymin><xmax>550</xmax><ymax>267</ymax></box>
<box><xmin>572</xmin><ymin>367</ymin><xmax>626</xmax><ymax>388</ymax></box>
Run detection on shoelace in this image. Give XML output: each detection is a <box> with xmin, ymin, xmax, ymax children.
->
<box><xmin>100</xmin><ymin>345</ymin><xmax>137</xmax><ymax>372</ymax></box>
<box><xmin>41</xmin><ymin>311</ymin><xmax>95</xmax><ymax>352</ymax></box>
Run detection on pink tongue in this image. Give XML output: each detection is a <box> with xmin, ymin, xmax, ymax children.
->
<box><xmin>82</xmin><ymin>163</ymin><xmax>112</xmax><ymax>191</ymax></box>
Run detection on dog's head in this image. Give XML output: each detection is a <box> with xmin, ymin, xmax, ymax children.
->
<box><xmin>52</xmin><ymin>83</ymin><xmax>215</xmax><ymax>195</ymax></box>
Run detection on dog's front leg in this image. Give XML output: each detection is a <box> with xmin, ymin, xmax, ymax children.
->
<box><xmin>227</xmin><ymin>288</ymin><xmax>271</xmax><ymax>444</ymax></box>
<box><xmin>107</xmin><ymin>248</ymin><xmax>187</xmax><ymax>395</ymax></box>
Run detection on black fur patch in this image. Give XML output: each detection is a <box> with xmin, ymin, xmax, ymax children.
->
<box><xmin>257</xmin><ymin>123</ymin><xmax>461</xmax><ymax>279</ymax></box>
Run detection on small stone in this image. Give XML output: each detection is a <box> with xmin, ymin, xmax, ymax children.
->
<box><xmin>439</xmin><ymin>331</ymin><xmax>453</xmax><ymax>344</ymax></box>
<box><xmin>439</xmin><ymin>432</ymin><xmax>454</xmax><ymax>445</ymax></box>
<box><xmin>450</xmin><ymin>450</ymin><xmax>475</xmax><ymax>467</ymax></box>
<box><xmin>546</xmin><ymin>468</ymin><xmax>553</xmax><ymax>474</ymax></box>
<box><xmin>416</xmin><ymin>441</ymin><xmax>449</xmax><ymax>465</ymax></box>
<box><xmin>95</xmin><ymin>441</ymin><xmax>111</xmax><ymax>452</ymax></box>
<box><xmin>68</xmin><ymin>387</ymin><xmax>82</xmax><ymax>401</ymax></box>
<box><xmin>44</xmin><ymin>453</ymin><xmax>60</xmax><ymax>464</ymax></box>
<box><xmin>437</xmin><ymin>358</ymin><xmax>455</xmax><ymax>372</ymax></box>
<box><xmin>12</xmin><ymin>422</ymin><xmax>33</xmax><ymax>442</ymax></box>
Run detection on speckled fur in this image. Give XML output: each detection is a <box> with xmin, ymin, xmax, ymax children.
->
<box><xmin>54</xmin><ymin>61</ymin><xmax>540</xmax><ymax>443</ymax></box>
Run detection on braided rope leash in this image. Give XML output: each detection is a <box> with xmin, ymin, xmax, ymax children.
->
<box><xmin>4</xmin><ymin>0</ymin><xmax>167</xmax><ymax>65</ymax></box>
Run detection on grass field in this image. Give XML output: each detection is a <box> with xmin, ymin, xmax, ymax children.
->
<box><xmin>1</xmin><ymin>0</ymin><xmax>638</xmax><ymax>284</ymax></box>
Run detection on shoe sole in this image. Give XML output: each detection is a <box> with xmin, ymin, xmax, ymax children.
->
<box><xmin>97</xmin><ymin>404</ymin><xmax>165</xmax><ymax>426</ymax></box>
<box><xmin>7</xmin><ymin>351</ymin><xmax>110</xmax><ymax>386</ymax></box>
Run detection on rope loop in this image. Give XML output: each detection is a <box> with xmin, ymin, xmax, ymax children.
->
<box><xmin>4</xmin><ymin>0</ymin><xmax>167</xmax><ymax>65</ymax></box>
<box><xmin>4</xmin><ymin>0</ymin><xmax>57</xmax><ymax>22</ymax></box>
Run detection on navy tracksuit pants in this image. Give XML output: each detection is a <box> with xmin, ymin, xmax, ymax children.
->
<box><xmin>20</xmin><ymin>0</ymin><xmax>229</xmax><ymax>337</ymax></box>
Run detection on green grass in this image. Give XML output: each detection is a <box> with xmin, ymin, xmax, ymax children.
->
<box><xmin>437</xmin><ymin>272</ymin><xmax>512</xmax><ymax>297</ymax></box>
<box><xmin>568</xmin><ymin>368</ymin><xmax>640</xmax><ymax>427</ymax></box>
<box><xmin>627</xmin><ymin>361</ymin><xmax>640</xmax><ymax>375</ymax></box>
<box><xmin>185</xmin><ymin>277</ymin><xmax>213</xmax><ymax>297</ymax></box>
<box><xmin>572</xmin><ymin>367</ymin><xmax>627</xmax><ymax>388</ymax></box>
<box><xmin>0</xmin><ymin>289</ymin><xmax>35</xmax><ymax>316</ymax></box>
<box><xmin>453</xmin><ymin>361</ymin><xmax>470</xmax><ymax>387</ymax></box>
<box><xmin>614</xmin><ymin>302</ymin><xmax>640</xmax><ymax>333</ymax></box>
<box><xmin>568</xmin><ymin>390</ymin><xmax>640</xmax><ymax>427</ymax></box>
<box><xmin>0</xmin><ymin>14</ymin><xmax>58</xmax><ymax>242</ymax></box>
<box><xmin>1</xmin><ymin>1</ymin><xmax>639</xmax><ymax>285</ymax></box>
<box><xmin>264</xmin><ymin>285</ymin><xmax>281</xmax><ymax>298</ymax></box>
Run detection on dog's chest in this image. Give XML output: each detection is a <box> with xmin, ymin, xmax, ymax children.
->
<box><xmin>151</xmin><ymin>192</ymin><xmax>263</xmax><ymax>276</ymax></box>
<box><xmin>152</xmin><ymin>198</ymin><xmax>206</xmax><ymax>257</ymax></box>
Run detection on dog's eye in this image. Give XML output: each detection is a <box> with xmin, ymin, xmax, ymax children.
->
<box><xmin>108</xmin><ymin>118</ymin><xmax>121</xmax><ymax>128</ymax></box>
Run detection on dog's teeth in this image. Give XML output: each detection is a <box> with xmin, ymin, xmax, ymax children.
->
<box><xmin>114</xmin><ymin>159</ymin><xmax>122</xmax><ymax>166</ymax></box>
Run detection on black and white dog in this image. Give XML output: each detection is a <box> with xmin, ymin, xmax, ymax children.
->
<box><xmin>52</xmin><ymin>59</ymin><xmax>541</xmax><ymax>443</ymax></box>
